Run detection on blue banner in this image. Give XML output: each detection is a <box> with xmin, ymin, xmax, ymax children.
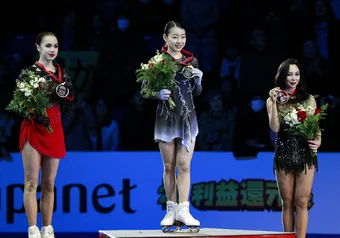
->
<box><xmin>0</xmin><ymin>152</ymin><xmax>339</xmax><ymax>234</ymax></box>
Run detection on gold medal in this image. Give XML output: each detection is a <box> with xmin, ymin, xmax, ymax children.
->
<box><xmin>181</xmin><ymin>65</ymin><xmax>194</xmax><ymax>79</ymax></box>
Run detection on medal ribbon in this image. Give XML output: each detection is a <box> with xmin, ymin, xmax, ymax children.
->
<box><xmin>35</xmin><ymin>61</ymin><xmax>62</xmax><ymax>83</ymax></box>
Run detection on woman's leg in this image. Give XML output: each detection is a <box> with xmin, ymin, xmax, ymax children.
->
<box><xmin>294</xmin><ymin>167</ymin><xmax>315</xmax><ymax>238</ymax></box>
<box><xmin>159</xmin><ymin>140</ymin><xmax>177</xmax><ymax>202</ymax></box>
<box><xmin>175</xmin><ymin>140</ymin><xmax>195</xmax><ymax>203</ymax></box>
<box><xmin>174</xmin><ymin>140</ymin><xmax>199</xmax><ymax>227</ymax></box>
<box><xmin>40</xmin><ymin>156</ymin><xmax>59</xmax><ymax>226</ymax></box>
<box><xmin>275</xmin><ymin>170</ymin><xmax>295</xmax><ymax>232</ymax></box>
<box><xmin>22</xmin><ymin>142</ymin><xmax>42</xmax><ymax>226</ymax></box>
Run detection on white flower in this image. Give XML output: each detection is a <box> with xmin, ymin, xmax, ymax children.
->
<box><xmin>38</xmin><ymin>77</ymin><xmax>46</xmax><ymax>83</ymax></box>
<box><xmin>19</xmin><ymin>84</ymin><xmax>30</xmax><ymax>92</ymax></box>
<box><xmin>297</xmin><ymin>104</ymin><xmax>304</xmax><ymax>110</ymax></box>
<box><xmin>283</xmin><ymin>107</ymin><xmax>300</xmax><ymax>127</ymax></box>
<box><xmin>24</xmin><ymin>91</ymin><xmax>31</xmax><ymax>97</ymax></box>
<box><xmin>29</xmin><ymin>80</ymin><xmax>35</xmax><ymax>86</ymax></box>
<box><xmin>17</xmin><ymin>82</ymin><xmax>25</xmax><ymax>89</ymax></box>
<box><xmin>290</xmin><ymin>111</ymin><xmax>298</xmax><ymax>121</ymax></box>
<box><xmin>141</xmin><ymin>63</ymin><xmax>148</xmax><ymax>70</ymax></box>
<box><xmin>297</xmin><ymin>103</ymin><xmax>314</xmax><ymax>116</ymax></box>
<box><xmin>283</xmin><ymin>114</ymin><xmax>291</xmax><ymax>121</ymax></box>
<box><xmin>33</xmin><ymin>83</ymin><xmax>39</xmax><ymax>88</ymax></box>
<box><xmin>154</xmin><ymin>53</ymin><xmax>163</xmax><ymax>62</ymax></box>
<box><xmin>306</xmin><ymin>105</ymin><xmax>314</xmax><ymax>116</ymax></box>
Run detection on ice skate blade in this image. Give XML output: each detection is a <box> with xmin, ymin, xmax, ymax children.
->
<box><xmin>177</xmin><ymin>226</ymin><xmax>200</xmax><ymax>233</ymax></box>
<box><xmin>161</xmin><ymin>225</ymin><xmax>181</xmax><ymax>233</ymax></box>
<box><xmin>162</xmin><ymin>224</ymin><xmax>200</xmax><ymax>233</ymax></box>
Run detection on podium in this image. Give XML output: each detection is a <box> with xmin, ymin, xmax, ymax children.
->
<box><xmin>98</xmin><ymin>228</ymin><xmax>295</xmax><ymax>238</ymax></box>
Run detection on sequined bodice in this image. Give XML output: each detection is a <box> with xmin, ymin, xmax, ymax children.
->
<box><xmin>277</xmin><ymin>100</ymin><xmax>299</xmax><ymax>135</ymax></box>
<box><xmin>274</xmin><ymin>96</ymin><xmax>318</xmax><ymax>174</ymax></box>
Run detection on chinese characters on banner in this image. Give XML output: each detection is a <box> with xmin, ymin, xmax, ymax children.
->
<box><xmin>158</xmin><ymin>179</ymin><xmax>314</xmax><ymax>211</ymax></box>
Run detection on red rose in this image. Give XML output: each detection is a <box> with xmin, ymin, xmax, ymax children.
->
<box><xmin>149</xmin><ymin>62</ymin><xmax>154</xmax><ymax>67</ymax></box>
<box><xmin>314</xmin><ymin>108</ymin><xmax>321</xmax><ymax>115</ymax></box>
<box><xmin>298</xmin><ymin>110</ymin><xmax>307</xmax><ymax>121</ymax></box>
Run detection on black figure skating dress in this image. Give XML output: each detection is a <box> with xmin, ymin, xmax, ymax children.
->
<box><xmin>274</xmin><ymin>97</ymin><xmax>318</xmax><ymax>175</ymax></box>
<box><xmin>153</xmin><ymin>46</ymin><xmax>202</xmax><ymax>152</ymax></box>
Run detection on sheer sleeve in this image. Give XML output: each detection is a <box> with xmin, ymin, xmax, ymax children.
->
<box><xmin>191</xmin><ymin>57</ymin><xmax>199</xmax><ymax>68</ymax></box>
<box><xmin>60</xmin><ymin>69</ymin><xmax>76</xmax><ymax>114</ymax></box>
<box><xmin>191</xmin><ymin>57</ymin><xmax>202</xmax><ymax>96</ymax></box>
<box><xmin>17</xmin><ymin>67</ymin><xmax>31</xmax><ymax>81</ymax></box>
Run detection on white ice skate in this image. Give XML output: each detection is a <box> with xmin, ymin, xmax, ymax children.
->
<box><xmin>161</xmin><ymin>201</ymin><xmax>179</xmax><ymax>232</ymax></box>
<box><xmin>28</xmin><ymin>225</ymin><xmax>41</xmax><ymax>238</ymax></box>
<box><xmin>175</xmin><ymin>201</ymin><xmax>200</xmax><ymax>233</ymax></box>
<box><xmin>41</xmin><ymin>225</ymin><xmax>55</xmax><ymax>238</ymax></box>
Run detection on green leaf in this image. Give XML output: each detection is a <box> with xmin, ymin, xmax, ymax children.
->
<box><xmin>5</xmin><ymin>71</ymin><xmax>51</xmax><ymax>117</ymax></box>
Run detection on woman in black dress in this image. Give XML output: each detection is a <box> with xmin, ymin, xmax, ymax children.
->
<box><xmin>266</xmin><ymin>58</ymin><xmax>321</xmax><ymax>238</ymax></box>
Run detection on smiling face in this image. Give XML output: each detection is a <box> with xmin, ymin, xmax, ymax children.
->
<box><xmin>285</xmin><ymin>64</ymin><xmax>300</xmax><ymax>90</ymax></box>
<box><xmin>163</xmin><ymin>26</ymin><xmax>186</xmax><ymax>55</ymax></box>
<box><xmin>37</xmin><ymin>35</ymin><xmax>59</xmax><ymax>62</ymax></box>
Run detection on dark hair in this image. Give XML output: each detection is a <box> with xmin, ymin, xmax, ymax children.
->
<box><xmin>274</xmin><ymin>58</ymin><xmax>309</xmax><ymax>102</ymax></box>
<box><xmin>164</xmin><ymin>21</ymin><xmax>184</xmax><ymax>36</ymax></box>
<box><xmin>36</xmin><ymin>32</ymin><xmax>57</xmax><ymax>46</ymax></box>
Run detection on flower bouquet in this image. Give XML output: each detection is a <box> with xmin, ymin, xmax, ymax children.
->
<box><xmin>281</xmin><ymin>102</ymin><xmax>328</xmax><ymax>156</ymax></box>
<box><xmin>5</xmin><ymin>69</ymin><xmax>53</xmax><ymax>133</ymax></box>
<box><xmin>136</xmin><ymin>50</ymin><xmax>177</xmax><ymax>109</ymax></box>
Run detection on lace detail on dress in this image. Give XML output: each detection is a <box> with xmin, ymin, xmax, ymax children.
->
<box><xmin>154</xmin><ymin>54</ymin><xmax>200</xmax><ymax>151</ymax></box>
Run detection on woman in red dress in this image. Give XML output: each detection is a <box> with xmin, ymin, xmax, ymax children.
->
<box><xmin>16</xmin><ymin>32</ymin><xmax>75</xmax><ymax>238</ymax></box>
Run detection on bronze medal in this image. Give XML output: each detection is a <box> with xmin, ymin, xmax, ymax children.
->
<box><xmin>276</xmin><ymin>90</ymin><xmax>289</xmax><ymax>104</ymax></box>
